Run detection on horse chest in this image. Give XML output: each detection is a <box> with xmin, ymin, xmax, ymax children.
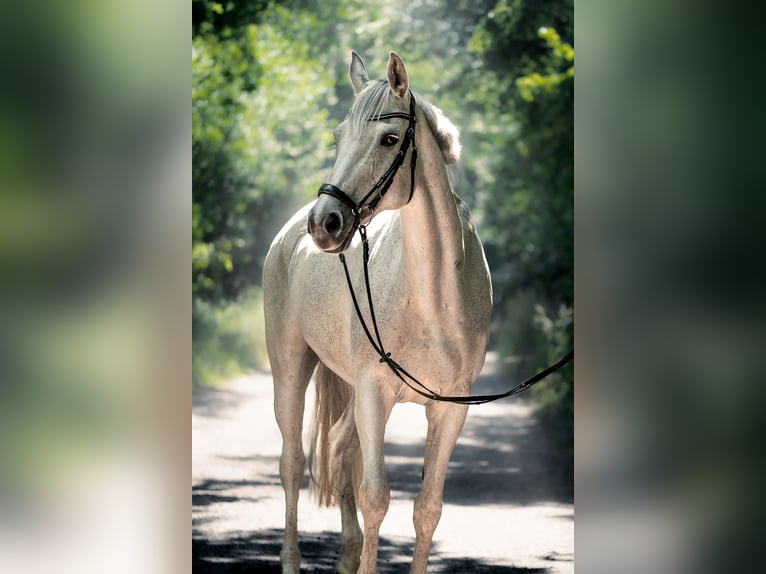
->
<box><xmin>367</xmin><ymin>297</ymin><xmax>481</xmax><ymax>386</ymax></box>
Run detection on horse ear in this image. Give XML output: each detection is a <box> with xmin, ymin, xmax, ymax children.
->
<box><xmin>386</xmin><ymin>52</ymin><xmax>409</xmax><ymax>99</ymax></box>
<box><xmin>349</xmin><ymin>51</ymin><xmax>369</xmax><ymax>95</ymax></box>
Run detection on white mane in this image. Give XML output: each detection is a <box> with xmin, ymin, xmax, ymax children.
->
<box><xmin>348</xmin><ymin>80</ymin><xmax>462</xmax><ymax>164</ymax></box>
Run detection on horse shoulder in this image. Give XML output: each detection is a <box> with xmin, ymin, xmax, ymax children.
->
<box><xmin>265</xmin><ymin>203</ymin><xmax>313</xmax><ymax>277</ymax></box>
<box><xmin>263</xmin><ymin>203</ymin><xmax>316</xmax><ymax>339</ymax></box>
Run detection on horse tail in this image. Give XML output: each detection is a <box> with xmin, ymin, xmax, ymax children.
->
<box><xmin>309</xmin><ymin>363</ymin><xmax>359</xmax><ymax>507</ymax></box>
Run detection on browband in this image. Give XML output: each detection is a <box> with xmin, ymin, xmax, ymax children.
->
<box><xmin>317</xmin><ymin>92</ymin><xmax>418</xmax><ymax>230</ymax></box>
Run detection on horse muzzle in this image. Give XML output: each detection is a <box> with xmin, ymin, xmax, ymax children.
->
<box><xmin>307</xmin><ymin>199</ymin><xmax>358</xmax><ymax>253</ymax></box>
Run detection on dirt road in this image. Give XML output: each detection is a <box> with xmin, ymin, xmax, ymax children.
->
<box><xmin>192</xmin><ymin>353</ymin><xmax>573</xmax><ymax>573</ymax></box>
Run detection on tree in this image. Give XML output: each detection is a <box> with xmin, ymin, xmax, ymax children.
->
<box><xmin>466</xmin><ymin>0</ymin><xmax>574</xmax><ymax>457</ymax></box>
<box><xmin>192</xmin><ymin>2</ymin><xmax>349</xmax><ymax>304</ymax></box>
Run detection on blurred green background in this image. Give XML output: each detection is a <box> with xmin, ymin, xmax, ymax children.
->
<box><xmin>4</xmin><ymin>0</ymin><xmax>765</xmax><ymax>572</ymax></box>
<box><xmin>192</xmin><ymin>0</ymin><xmax>573</xmax><ymax>457</ymax></box>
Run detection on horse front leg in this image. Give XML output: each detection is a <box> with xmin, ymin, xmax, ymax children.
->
<box><xmin>272</xmin><ymin>349</ymin><xmax>317</xmax><ymax>574</ymax></box>
<box><xmin>354</xmin><ymin>381</ymin><xmax>395</xmax><ymax>574</ymax></box>
<box><xmin>410</xmin><ymin>401</ymin><xmax>468</xmax><ymax>574</ymax></box>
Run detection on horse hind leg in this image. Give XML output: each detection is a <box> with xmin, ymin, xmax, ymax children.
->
<box><xmin>271</xmin><ymin>346</ymin><xmax>318</xmax><ymax>574</ymax></box>
<box><xmin>332</xmin><ymin>406</ymin><xmax>363</xmax><ymax>573</ymax></box>
<box><xmin>410</xmin><ymin>401</ymin><xmax>468</xmax><ymax>574</ymax></box>
<box><xmin>310</xmin><ymin>364</ymin><xmax>362</xmax><ymax>574</ymax></box>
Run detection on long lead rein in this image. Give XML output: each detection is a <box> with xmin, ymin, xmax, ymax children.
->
<box><xmin>339</xmin><ymin>228</ymin><xmax>574</xmax><ymax>405</ymax></box>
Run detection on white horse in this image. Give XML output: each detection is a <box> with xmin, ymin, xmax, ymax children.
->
<box><xmin>264</xmin><ymin>51</ymin><xmax>492</xmax><ymax>574</ymax></box>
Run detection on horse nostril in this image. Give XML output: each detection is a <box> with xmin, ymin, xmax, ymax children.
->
<box><xmin>324</xmin><ymin>211</ymin><xmax>343</xmax><ymax>236</ymax></box>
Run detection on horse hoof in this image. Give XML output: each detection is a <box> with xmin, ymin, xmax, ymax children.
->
<box><xmin>335</xmin><ymin>558</ymin><xmax>361</xmax><ymax>574</ymax></box>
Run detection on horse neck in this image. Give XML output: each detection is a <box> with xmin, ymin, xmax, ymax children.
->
<box><xmin>399</xmin><ymin>128</ymin><xmax>465</xmax><ymax>316</ymax></box>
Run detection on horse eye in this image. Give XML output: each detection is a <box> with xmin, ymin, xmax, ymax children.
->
<box><xmin>381</xmin><ymin>134</ymin><xmax>399</xmax><ymax>147</ymax></box>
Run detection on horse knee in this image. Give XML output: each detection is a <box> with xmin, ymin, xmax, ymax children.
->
<box><xmin>340</xmin><ymin>527</ymin><xmax>363</xmax><ymax>558</ymax></box>
<box><xmin>280</xmin><ymin>447</ymin><xmax>305</xmax><ymax>489</ymax></box>
<box><xmin>358</xmin><ymin>478</ymin><xmax>390</xmax><ymax>525</ymax></box>
<box><xmin>413</xmin><ymin>494</ymin><xmax>442</xmax><ymax>537</ymax></box>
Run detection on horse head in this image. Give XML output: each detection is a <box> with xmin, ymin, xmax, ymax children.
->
<box><xmin>309</xmin><ymin>51</ymin><xmax>460</xmax><ymax>253</ymax></box>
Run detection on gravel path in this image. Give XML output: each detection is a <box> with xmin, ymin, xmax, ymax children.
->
<box><xmin>192</xmin><ymin>353</ymin><xmax>573</xmax><ymax>573</ymax></box>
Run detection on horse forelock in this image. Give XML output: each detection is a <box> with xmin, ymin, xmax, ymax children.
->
<box><xmin>347</xmin><ymin>80</ymin><xmax>462</xmax><ymax>164</ymax></box>
<box><xmin>348</xmin><ymin>80</ymin><xmax>394</xmax><ymax>134</ymax></box>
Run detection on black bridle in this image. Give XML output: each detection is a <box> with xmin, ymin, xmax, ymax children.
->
<box><xmin>317</xmin><ymin>91</ymin><xmax>418</xmax><ymax>228</ymax></box>
<box><xmin>316</xmin><ymin>92</ymin><xmax>573</xmax><ymax>405</ymax></box>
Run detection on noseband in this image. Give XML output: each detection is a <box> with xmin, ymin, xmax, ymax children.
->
<box><xmin>317</xmin><ymin>91</ymin><xmax>418</xmax><ymax>230</ymax></box>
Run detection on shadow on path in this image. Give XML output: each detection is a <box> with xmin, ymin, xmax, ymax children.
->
<box><xmin>193</xmin><ymin>479</ymin><xmax>274</xmax><ymax>509</ymax></box>
<box><xmin>193</xmin><ymin>355</ymin><xmax>572</xmax><ymax>572</ymax></box>
<box><xmin>384</xmin><ymin>408</ymin><xmax>573</xmax><ymax>506</ymax></box>
<box><xmin>193</xmin><ymin>371</ymin><xmax>273</xmax><ymax>420</ymax></box>
<box><xmin>193</xmin><ymin>528</ymin><xmax>549</xmax><ymax>573</ymax></box>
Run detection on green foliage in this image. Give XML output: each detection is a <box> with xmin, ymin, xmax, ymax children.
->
<box><xmin>464</xmin><ymin>0</ymin><xmax>573</xmax><ymax>457</ymax></box>
<box><xmin>467</xmin><ymin>0</ymin><xmax>574</xmax><ymax>305</ymax></box>
<box><xmin>192</xmin><ymin>289</ymin><xmax>269</xmax><ymax>387</ymax></box>
<box><xmin>192</xmin><ymin>0</ymin><xmax>348</xmax><ymax>383</ymax></box>
<box><xmin>532</xmin><ymin>303</ymin><xmax>574</xmax><ymax>456</ymax></box>
<box><xmin>192</xmin><ymin>3</ymin><xmax>340</xmax><ymax>303</ymax></box>
<box><xmin>516</xmin><ymin>27</ymin><xmax>574</xmax><ymax>102</ymax></box>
